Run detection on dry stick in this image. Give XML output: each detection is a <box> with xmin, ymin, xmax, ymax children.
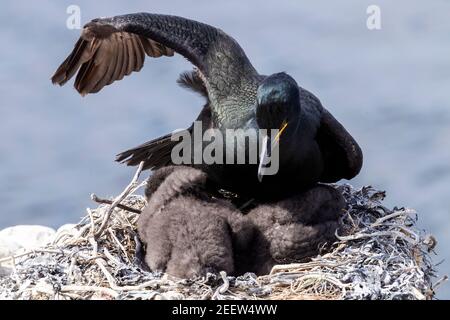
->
<box><xmin>108</xmin><ymin>228</ymin><xmax>130</xmax><ymax>263</ymax></box>
<box><xmin>212</xmin><ymin>271</ymin><xmax>230</xmax><ymax>299</ymax></box>
<box><xmin>66</xmin><ymin>252</ymin><xmax>79</xmax><ymax>285</ymax></box>
<box><xmin>103</xmin><ymin>248</ymin><xmax>122</xmax><ymax>266</ymax></box>
<box><xmin>290</xmin><ymin>273</ymin><xmax>349</xmax><ymax>296</ymax></box>
<box><xmin>87</xmin><ymin>208</ymin><xmax>96</xmax><ymax>235</ymax></box>
<box><xmin>73</xmin><ymin>224</ymin><xmax>92</xmax><ymax>241</ymax></box>
<box><xmin>96</xmin><ymin>259</ymin><xmax>164</xmax><ymax>292</ymax></box>
<box><xmin>335</xmin><ymin>230</ymin><xmax>419</xmax><ymax>245</ymax></box>
<box><xmin>89</xmin><ymin>237</ymin><xmax>99</xmax><ymax>257</ymax></box>
<box><xmin>91</xmin><ymin>194</ymin><xmax>142</xmax><ymax>214</ymax></box>
<box><xmin>95</xmin><ymin>162</ymin><xmax>145</xmax><ymax>238</ymax></box>
<box><xmin>0</xmin><ymin>249</ymin><xmax>69</xmax><ymax>264</ymax></box>
<box><xmin>218</xmin><ymin>271</ymin><xmax>230</xmax><ymax>294</ymax></box>
<box><xmin>96</xmin><ymin>259</ymin><xmax>118</xmax><ymax>289</ymax></box>
<box><xmin>370</xmin><ymin>209</ymin><xmax>414</xmax><ymax>228</ymax></box>
<box><xmin>60</xmin><ymin>285</ymin><xmax>119</xmax><ymax>298</ymax></box>
<box><xmin>269</xmin><ymin>260</ymin><xmax>349</xmax><ymax>275</ymax></box>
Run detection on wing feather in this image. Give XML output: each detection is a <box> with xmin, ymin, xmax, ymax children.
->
<box><xmin>123</xmin><ymin>33</ymin><xmax>135</xmax><ymax>76</ymax></box>
<box><xmin>51</xmin><ymin>24</ymin><xmax>174</xmax><ymax>95</ymax></box>
<box><xmin>94</xmin><ymin>39</ymin><xmax>118</xmax><ymax>93</ymax></box>
<box><xmin>116</xmin><ymin>34</ymin><xmax>128</xmax><ymax>81</ymax></box>
<box><xmin>131</xmin><ymin>34</ymin><xmax>145</xmax><ymax>72</ymax></box>
<box><xmin>110</xmin><ymin>33</ymin><xmax>124</xmax><ymax>84</ymax></box>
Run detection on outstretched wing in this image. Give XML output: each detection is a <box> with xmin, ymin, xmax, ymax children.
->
<box><xmin>115</xmin><ymin>103</ymin><xmax>213</xmax><ymax>170</ymax></box>
<box><xmin>51</xmin><ymin>23</ymin><xmax>174</xmax><ymax>95</ymax></box>
<box><xmin>51</xmin><ymin>13</ymin><xmax>259</xmax><ymax>97</ymax></box>
<box><xmin>317</xmin><ymin>108</ymin><xmax>363</xmax><ymax>182</ymax></box>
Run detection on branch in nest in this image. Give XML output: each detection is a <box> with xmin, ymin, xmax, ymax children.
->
<box><xmin>94</xmin><ymin>162</ymin><xmax>145</xmax><ymax>238</ymax></box>
<box><xmin>90</xmin><ymin>194</ymin><xmax>142</xmax><ymax>214</ymax></box>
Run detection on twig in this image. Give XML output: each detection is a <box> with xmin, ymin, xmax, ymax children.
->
<box><xmin>291</xmin><ymin>273</ymin><xmax>349</xmax><ymax>293</ymax></box>
<box><xmin>212</xmin><ymin>271</ymin><xmax>230</xmax><ymax>299</ymax></box>
<box><xmin>91</xmin><ymin>194</ymin><xmax>142</xmax><ymax>214</ymax></box>
<box><xmin>0</xmin><ymin>249</ymin><xmax>69</xmax><ymax>264</ymax></box>
<box><xmin>96</xmin><ymin>259</ymin><xmax>165</xmax><ymax>292</ymax></box>
<box><xmin>335</xmin><ymin>230</ymin><xmax>419</xmax><ymax>245</ymax></box>
<box><xmin>270</xmin><ymin>261</ymin><xmax>349</xmax><ymax>275</ymax></box>
<box><xmin>96</xmin><ymin>259</ymin><xmax>118</xmax><ymax>289</ymax></box>
<box><xmin>60</xmin><ymin>285</ymin><xmax>119</xmax><ymax>298</ymax></box>
<box><xmin>95</xmin><ymin>162</ymin><xmax>145</xmax><ymax>238</ymax></box>
<box><xmin>103</xmin><ymin>248</ymin><xmax>122</xmax><ymax>266</ymax></box>
<box><xmin>67</xmin><ymin>256</ymin><xmax>78</xmax><ymax>284</ymax></box>
<box><xmin>88</xmin><ymin>237</ymin><xmax>98</xmax><ymax>258</ymax></box>
<box><xmin>87</xmin><ymin>208</ymin><xmax>96</xmax><ymax>235</ymax></box>
<box><xmin>370</xmin><ymin>209</ymin><xmax>414</xmax><ymax>228</ymax></box>
<box><xmin>108</xmin><ymin>228</ymin><xmax>130</xmax><ymax>264</ymax></box>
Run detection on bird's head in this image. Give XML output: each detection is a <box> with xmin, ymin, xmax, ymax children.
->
<box><xmin>256</xmin><ymin>72</ymin><xmax>300</xmax><ymax>130</ymax></box>
<box><xmin>256</xmin><ymin>73</ymin><xmax>301</xmax><ymax>181</ymax></box>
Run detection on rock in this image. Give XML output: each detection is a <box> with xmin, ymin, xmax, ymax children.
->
<box><xmin>0</xmin><ymin>225</ymin><xmax>57</xmax><ymax>278</ymax></box>
<box><xmin>0</xmin><ymin>237</ymin><xmax>21</xmax><ymax>259</ymax></box>
<box><xmin>0</xmin><ymin>225</ymin><xmax>56</xmax><ymax>259</ymax></box>
<box><xmin>0</xmin><ymin>237</ymin><xmax>19</xmax><ymax>277</ymax></box>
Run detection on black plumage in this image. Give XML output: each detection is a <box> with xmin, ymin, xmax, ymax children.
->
<box><xmin>52</xmin><ymin>13</ymin><xmax>363</xmax><ymax>200</ymax></box>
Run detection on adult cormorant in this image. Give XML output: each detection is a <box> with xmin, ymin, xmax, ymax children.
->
<box><xmin>52</xmin><ymin>13</ymin><xmax>363</xmax><ymax>199</ymax></box>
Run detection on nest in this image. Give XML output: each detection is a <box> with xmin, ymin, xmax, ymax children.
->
<box><xmin>0</xmin><ymin>164</ymin><xmax>443</xmax><ymax>300</ymax></box>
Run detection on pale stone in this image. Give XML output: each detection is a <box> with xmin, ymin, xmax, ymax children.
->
<box><xmin>0</xmin><ymin>225</ymin><xmax>56</xmax><ymax>259</ymax></box>
<box><xmin>0</xmin><ymin>237</ymin><xmax>21</xmax><ymax>259</ymax></box>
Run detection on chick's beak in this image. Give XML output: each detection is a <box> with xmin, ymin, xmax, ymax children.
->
<box><xmin>257</xmin><ymin>122</ymin><xmax>288</xmax><ymax>182</ymax></box>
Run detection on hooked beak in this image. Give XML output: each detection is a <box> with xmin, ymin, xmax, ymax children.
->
<box><xmin>257</xmin><ymin>122</ymin><xmax>288</xmax><ymax>182</ymax></box>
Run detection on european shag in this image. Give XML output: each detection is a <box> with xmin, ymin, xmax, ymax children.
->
<box><xmin>52</xmin><ymin>13</ymin><xmax>363</xmax><ymax>199</ymax></box>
